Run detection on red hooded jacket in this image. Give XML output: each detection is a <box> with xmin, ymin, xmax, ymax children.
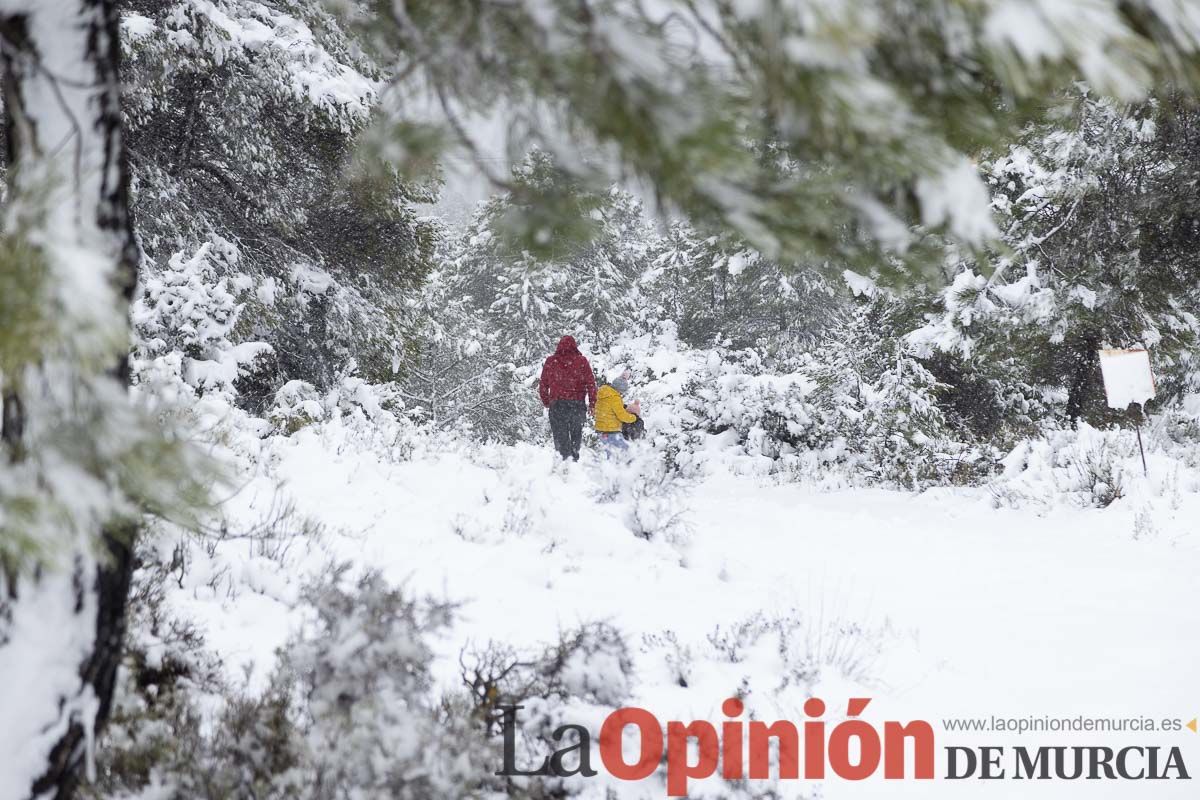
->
<box><xmin>538</xmin><ymin>336</ymin><xmax>597</xmax><ymax>410</ymax></box>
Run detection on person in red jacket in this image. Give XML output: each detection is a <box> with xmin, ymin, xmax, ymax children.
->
<box><xmin>538</xmin><ymin>335</ymin><xmax>597</xmax><ymax>460</ymax></box>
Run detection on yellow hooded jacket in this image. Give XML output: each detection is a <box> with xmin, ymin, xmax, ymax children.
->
<box><xmin>594</xmin><ymin>384</ymin><xmax>637</xmax><ymax>433</ymax></box>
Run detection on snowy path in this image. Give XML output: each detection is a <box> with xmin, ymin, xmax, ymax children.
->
<box><xmin>203</xmin><ymin>433</ymin><xmax>1200</xmax><ymax>797</ymax></box>
<box><xmin>690</xmin><ymin>482</ymin><xmax>1200</xmax><ymax>708</ymax></box>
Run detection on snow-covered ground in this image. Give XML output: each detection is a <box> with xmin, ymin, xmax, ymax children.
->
<box><xmin>173</xmin><ymin>424</ymin><xmax>1200</xmax><ymax>798</ymax></box>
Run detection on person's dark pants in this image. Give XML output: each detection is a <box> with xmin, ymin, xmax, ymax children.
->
<box><xmin>548</xmin><ymin>399</ymin><xmax>586</xmax><ymax>460</ymax></box>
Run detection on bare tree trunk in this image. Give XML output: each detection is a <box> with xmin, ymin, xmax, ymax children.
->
<box><xmin>1064</xmin><ymin>332</ymin><xmax>1100</xmax><ymax>423</ymax></box>
<box><xmin>0</xmin><ymin>1</ymin><xmax>137</xmax><ymax>797</ymax></box>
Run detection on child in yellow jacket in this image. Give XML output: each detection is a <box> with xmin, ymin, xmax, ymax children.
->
<box><xmin>595</xmin><ymin>375</ymin><xmax>639</xmax><ymax>453</ymax></box>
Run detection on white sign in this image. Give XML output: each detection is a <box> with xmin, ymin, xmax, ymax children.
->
<box><xmin>1098</xmin><ymin>348</ymin><xmax>1156</xmax><ymax>410</ymax></box>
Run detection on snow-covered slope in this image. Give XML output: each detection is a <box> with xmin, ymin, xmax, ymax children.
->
<box><xmin>165</xmin><ymin>419</ymin><xmax>1200</xmax><ymax>798</ymax></box>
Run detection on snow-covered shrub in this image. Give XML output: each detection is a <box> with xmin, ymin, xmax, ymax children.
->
<box><xmin>919</xmin><ymin>347</ymin><xmax>1059</xmax><ymax>447</ymax></box>
<box><xmin>269</xmin><ymin>380</ymin><xmax>326</xmax><ymax>435</ymax></box>
<box><xmin>133</xmin><ymin>236</ymin><xmax>274</xmax><ymax>404</ymax></box>
<box><xmin>79</xmin><ymin>492</ymin><xmax>332</xmax><ymax>799</ymax></box>
<box><xmin>1159</xmin><ymin>395</ymin><xmax>1200</xmax><ymax>468</ymax></box>
<box><xmin>94</xmin><ymin>682</ymin><xmax>304</xmax><ymax>800</ymax></box>
<box><xmin>610</xmin><ymin>304</ymin><xmax>993</xmax><ymax>489</ymax></box>
<box><xmin>326</xmin><ymin>373</ymin><xmax>392</xmax><ymax>422</ymax></box>
<box><xmin>451</xmin><ymin>478</ymin><xmax>542</xmax><ymax>543</ymax></box>
<box><xmin>279</xmin><ymin>565</ymin><xmax>488</xmax><ymax>799</ymax></box>
<box><xmin>638</xmin><ymin>630</ymin><xmax>693</xmax><ymax>689</ymax></box>
<box><xmin>795</xmin><ymin>298</ymin><xmax>1000</xmax><ymax>487</ymax></box>
<box><xmin>1070</xmin><ymin>447</ymin><xmax>1128</xmax><ymax>508</ymax></box>
<box><xmin>458</xmin><ymin>623</ymin><xmax>635</xmax><ymax>798</ymax></box>
<box><xmin>84</xmin><ymin>506</ymin><xmax>313</xmax><ymax>798</ymax></box>
<box><xmin>626</xmin><ymin>612</ymin><xmax>904</xmax><ymax>798</ymax></box>
<box><xmin>537</xmin><ymin>623</ymin><xmax>634</xmax><ymax>707</ymax></box>
<box><xmin>135</xmin><ymin>238</ymin><xmax>241</xmax><ymax>353</ymax></box>
<box><xmin>589</xmin><ymin>448</ymin><xmax>693</xmax><ymax>542</ymax></box>
<box><xmin>94</xmin><ymin>559</ymin><xmax>497</xmax><ymax>799</ymax></box>
<box><xmin>291</xmin><ymin>374</ymin><xmax>436</xmax><ymax>463</ymax></box>
<box><xmin>991</xmin><ymin>422</ymin><xmax>1136</xmax><ymax>509</ymax></box>
<box><xmin>447</xmin><ymin>453</ymin><xmax>562</xmax><ymax>543</ymax></box>
<box><xmin>704</xmin><ymin>610</ymin><xmax>889</xmax><ymax>691</ymax></box>
<box><xmin>83</xmin><ymin>536</ymin><xmax>230</xmax><ymax>800</ymax></box>
<box><xmin>625</xmin><ymin>460</ymin><xmax>691</xmax><ymax>543</ymax></box>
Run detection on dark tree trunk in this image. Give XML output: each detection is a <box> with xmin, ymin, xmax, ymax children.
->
<box><xmin>1065</xmin><ymin>333</ymin><xmax>1101</xmax><ymax>423</ymax></box>
<box><xmin>0</xmin><ymin>1</ymin><xmax>138</xmax><ymax>798</ymax></box>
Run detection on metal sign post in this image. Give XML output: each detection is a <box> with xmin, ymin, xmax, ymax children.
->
<box><xmin>1134</xmin><ymin>415</ymin><xmax>1148</xmax><ymax>477</ymax></box>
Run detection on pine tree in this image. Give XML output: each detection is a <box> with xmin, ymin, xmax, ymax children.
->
<box><xmin>455</xmin><ymin>153</ymin><xmax>651</xmax><ymax>359</ymax></box>
<box><xmin>0</xmin><ymin>2</ymin><xmax>207</xmax><ymax>797</ymax></box>
<box><xmin>346</xmin><ymin>0</ymin><xmax>1200</xmax><ymax>277</ymax></box>
<box><xmin>911</xmin><ymin>92</ymin><xmax>1200</xmax><ymax>425</ymax></box>
<box><xmin>121</xmin><ymin>0</ymin><xmax>439</xmax><ymax>398</ymax></box>
<box><xmin>403</xmin><ymin>155</ymin><xmax>654</xmax><ymax>437</ymax></box>
<box><xmin>642</xmin><ymin>220</ymin><xmax>837</xmax><ymax>350</ymax></box>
